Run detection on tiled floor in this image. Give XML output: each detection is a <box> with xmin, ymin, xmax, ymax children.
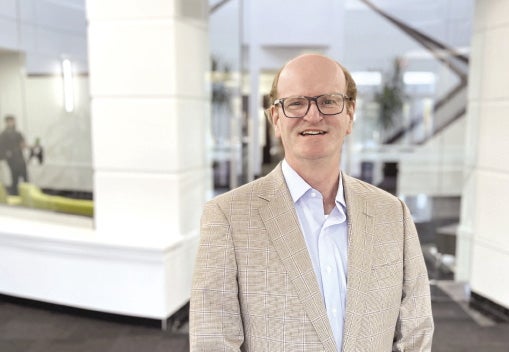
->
<box><xmin>0</xmin><ymin>297</ymin><xmax>189</xmax><ymax>352</ymax></box>
<box><xmin>2</xmin><ymin>282</ymin><xmax>509</xmax><ymax>352</ymax></box>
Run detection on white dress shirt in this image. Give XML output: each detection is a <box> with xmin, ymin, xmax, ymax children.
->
<box><xmin>282</xmin><ymin>160</ymin><xmax>348</xmax><ymax>351</ymax></box>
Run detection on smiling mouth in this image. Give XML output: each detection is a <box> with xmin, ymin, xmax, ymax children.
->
<box><xmin>300</xmin><ymin>130</ymin><xmax>326</xmax><ymax>136</ymax></box>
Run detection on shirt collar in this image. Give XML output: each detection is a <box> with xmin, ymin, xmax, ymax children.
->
<box><xmin>281</xmin><ymin>159</ymin><xmax>346</xmax><ymax>208</ymax></box>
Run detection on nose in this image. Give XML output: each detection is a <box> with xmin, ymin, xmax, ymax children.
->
<box><xmin>303</xmin><ymin>100</ymin><xmax>323</xmax><ymax>122</ymax></box>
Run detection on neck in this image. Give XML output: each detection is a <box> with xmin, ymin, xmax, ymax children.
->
<box><xmin>287</xmin><ymin>157</ymin><xmax>341</xmax><ymax>214</ymax></box>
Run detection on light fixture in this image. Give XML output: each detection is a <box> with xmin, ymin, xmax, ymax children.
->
<box><xmin>62</xmin><ymin>59</ymin><xmax>74</xmax><ymax>112</ymax></box>
<box><xmin>403</xmin><ymin>72</ymin><xmax>436</xmax><ymax>85</ymax></box>
<box><xmin>351</xmin><ymin>71</ymin><xmax>382</xmax><ymax>86</ymax></box>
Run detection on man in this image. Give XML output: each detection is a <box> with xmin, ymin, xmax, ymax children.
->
<box><xmin>190</xmin><ymin>54</ymin><xmax>433</xmax><ymax>351</ymax></box>
<box><xmin>0</xmin><ymin>115</ymin><xmax>28</xmax><ymax>195</ymax></box>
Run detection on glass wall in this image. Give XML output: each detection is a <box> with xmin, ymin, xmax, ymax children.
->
<box><xmin>207</xmin><ymin>0</ymin><xmax>473</xmax><ymax>282</ymax></box>
<box><xmin>342</xmin><ymin>0</ymin><xmax>473</xmax><ymax>281</ymax></box>
<box><xmin>0</xmin><ymin>1</ymin><xmax>92</xmax><ymax>217</ymax></box>
<box><xmin>209</xmin><ymin>0</ymin><xmax>244</xmax><ymax>191</ymax></box>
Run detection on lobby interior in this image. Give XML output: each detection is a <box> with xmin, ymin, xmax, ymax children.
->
<box><xmin>1</xmin><ymin>0</ymin><xmax>509</xmax><ymax>351</ymax></box>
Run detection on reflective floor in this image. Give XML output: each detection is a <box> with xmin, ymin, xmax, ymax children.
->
<box><xmin>2</xmin><ymin>280</ymin><xmax>509</xmax><ymax>351</ymax></box>
<box><xmin>0</xmin><ymin>297</ymin><xmax>190</xmax><ymax>352</ymax></box>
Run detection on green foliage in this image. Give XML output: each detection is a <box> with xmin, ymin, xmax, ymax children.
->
<box><xmin>211</xmin><ymin>56</ymin><xmax>232</xmax><ymax>110</ymax></box>
<box><xmin>375</xmin><ymin>58</ymin><xmax>405</xmax><ymax>130</ymax></box>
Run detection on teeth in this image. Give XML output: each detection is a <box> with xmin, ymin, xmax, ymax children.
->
<box><xmin>301</xmin><ymin>130</ymin><xmax>324</xmax><ymax>135</ymax></box>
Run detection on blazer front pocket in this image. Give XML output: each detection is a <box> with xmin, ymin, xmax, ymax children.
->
<box><xmin>370</xmin><ymin>259</ymin><xmax>403</xmax><ymax>287</ymax></box>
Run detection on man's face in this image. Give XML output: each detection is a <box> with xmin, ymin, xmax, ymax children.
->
<box><xmin>270</xmin><ymin>55</ymin><xmax>354</xmax><ymax>168</ymax></box>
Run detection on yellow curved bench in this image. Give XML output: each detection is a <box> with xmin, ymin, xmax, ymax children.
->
<box><xmin>0</xmin><ymin>183</ymin><xmax>22</xmax><ymax>206</ymax></box>
<box><xmin>18</xmin><ymin>182</ymin><xmax>93</xmax><ymax>217</ymax></box>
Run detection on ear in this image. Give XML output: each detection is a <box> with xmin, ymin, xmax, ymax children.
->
<box><xmin>269</xmin><ymin>105</ymin><xmax>282</xmax><ymax>138</ymax></box>
<box><xmin>345</xmin><ymin>101</ymin><xmax>356</xmax><ymax>135</ymax></box>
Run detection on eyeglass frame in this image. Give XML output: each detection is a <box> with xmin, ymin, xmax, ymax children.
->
<box><xmin>273</xmin><ymin>93</ymin><xmax>353</xmax><ymax>118</ymax></box>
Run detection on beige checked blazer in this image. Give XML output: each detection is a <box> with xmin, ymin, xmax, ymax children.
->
<box><xmin>190</xmin><ymin>164</ymin><xmax>434</xmax><ymax>351</ymax></box>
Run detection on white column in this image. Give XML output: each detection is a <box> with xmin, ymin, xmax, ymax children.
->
<box><xmin>457</xmin><ymin>0</ymin><xmax>509</xmax><ymax>309</ymax></box>
<box><xmin>86</xmin><ymin>0</ymin><xmax>210</xmax><ymax>243</ymax></box>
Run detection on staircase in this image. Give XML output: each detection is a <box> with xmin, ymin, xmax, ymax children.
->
<box><xmin>358</xmin><ymin>0</ymin><xmax>470</xmax><ymax>196</ymax></box>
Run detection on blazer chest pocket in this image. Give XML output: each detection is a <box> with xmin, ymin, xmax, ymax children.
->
<box><xmin>370</xmin><ymin>259</ymin><xmax>403</xmax><ymax>286</ymax></box>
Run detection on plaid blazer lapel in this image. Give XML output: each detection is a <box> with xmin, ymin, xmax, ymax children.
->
<box><xmin>341</xmin><ymin>174</ymin><xmax>376</xmax><ymax>351</ymax></box>
<box><xmin>258</xmin><ymin>165</ymin><xmax>337</xmax><ymax>352</ymax></box>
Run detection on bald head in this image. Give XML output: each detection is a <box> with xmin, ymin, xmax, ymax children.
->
<box><xmin>269</xmin><ymin>54</ymin><xmax>357</xmax><ymax>106</ymax></box>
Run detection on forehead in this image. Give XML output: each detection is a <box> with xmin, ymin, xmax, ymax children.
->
<box><xmin>277</xmin><ymin>56</ymin><xmax>345</xmax><ymax>97</ymax></box>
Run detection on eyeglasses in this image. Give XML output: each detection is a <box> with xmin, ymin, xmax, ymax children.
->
<box><xmin>273</xmin><ymin>93</ymin><xmax>352</xmax><ymax>118</ymax></box>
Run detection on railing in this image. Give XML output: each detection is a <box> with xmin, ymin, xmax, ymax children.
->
<box><xmin>358</xmin><ymin>0</ymin><xmax>469</xmax><ymax>145</ymax></box>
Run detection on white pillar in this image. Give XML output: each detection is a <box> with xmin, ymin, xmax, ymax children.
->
<box><xmin>85</xmin><ymin>0</ymin><xmax>210</xmax><ymax>318</ymax></box>
<box><xmin>457</xmin><ymin>0</ymin><xmax>509</xmax><ymax>309</ymax></box>
<box><xmin>86</xmin><ymin>0</ymin><xmax>210</xmax><ymax>243</ymax></box>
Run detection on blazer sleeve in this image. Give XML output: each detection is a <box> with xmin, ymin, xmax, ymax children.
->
<box><xmin>189</xmin><ymin>201</ymin><xmax>244</xmax><ymax>351</ymax></box>
<box><xmin>393</xmin><ymin>201</ymin><xmax>434</xmax><ymax>351</ymax></box>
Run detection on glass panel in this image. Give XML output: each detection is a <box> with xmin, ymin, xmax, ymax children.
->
<box><xmin>209</xmin><ymin>0</ymin><xmax>243</xmax><ymax>192</ymax></box>
<box><xmin>343</xmin><ymin>1</ymin><xmax>472</xmax><ymax>281</ymax></box>
<box><xmin>0</xmin><ymin>2</ymin><xmax>92</xmax><ymax>218</ymax></box>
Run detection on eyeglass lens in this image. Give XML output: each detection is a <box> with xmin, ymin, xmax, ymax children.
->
<box><xmin>282</xmin><ymin>94</ymin><xmax>345</xmax><ymax>118</ymax></box>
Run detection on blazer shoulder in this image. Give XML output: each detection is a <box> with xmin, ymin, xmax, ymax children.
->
<box><xmin>206</xmin><ymin>165</ymin><xmax>284</xmax><ymax>210</ymax></box>
<box><xmin>343</xmin><ymin>173</ymin><xmax>402</xmax><ymax>206</ymax></box>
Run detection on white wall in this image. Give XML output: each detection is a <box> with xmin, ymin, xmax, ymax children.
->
<box><xmin>456</xmin><ymin>0</ymin><xmax>509</xmax><ymax>310</ymax></box>
<box><xmin>243</xmin><ymin>0</ymin><xmax>341</xmax><ymax>49</ymax></box>
<box><xmin>0</xmin><ymin>51</ymin><xmax>24</xmax><ymax>124</ymax></box>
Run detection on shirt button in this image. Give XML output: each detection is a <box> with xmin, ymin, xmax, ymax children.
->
<box><xmin>311</xmin><ymin>192</ymin><xmax>316</xmax><ymax>197</ymax></box>
<box><xmin>326</xmin><ymin>266</ymin><xmax>332</xmax><ymax>273</ymax></box>
<box><xmin>332</xmin><ymin>308</ymin><xmax>337</xmax><ymax>316</ymax></box>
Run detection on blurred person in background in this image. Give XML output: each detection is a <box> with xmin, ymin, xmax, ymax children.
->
<box><xmin>0</xmin><ymin>115</ymin><xmax>29</xmax><ymax>195</ymax></box>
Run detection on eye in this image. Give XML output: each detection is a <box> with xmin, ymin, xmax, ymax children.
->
<box><xmin>320</xmin><ymin>96</ymin><xmax>341</xmax><ymax>106</ymax></box>
<box><xmin>285</xmin><ymin>98</ymin><xmax>306</xmax><ymax>109</ymax></box>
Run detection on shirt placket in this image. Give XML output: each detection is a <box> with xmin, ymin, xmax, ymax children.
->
<box><xmin>318</xmin><ymin>206</ymin><xmax>348</xmax><ymax>349</ymax></box>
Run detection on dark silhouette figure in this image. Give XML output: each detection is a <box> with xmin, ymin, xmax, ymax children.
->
<box><xmin>0</xmin><ymin>115</ymin><xmax>29</xmax><ymax>195</ymax></box>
